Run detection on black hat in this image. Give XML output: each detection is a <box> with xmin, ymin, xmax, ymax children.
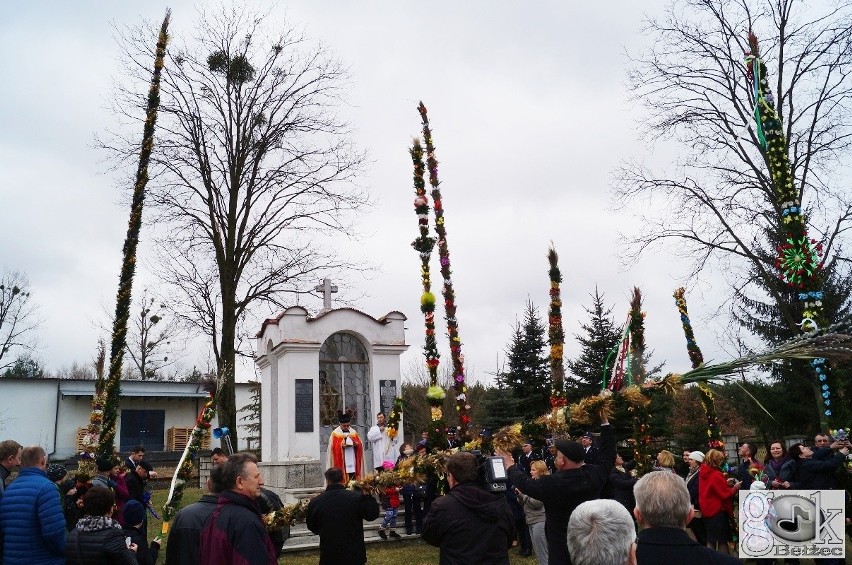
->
<box><xmin>581</xmin><ymin>431</ymin><xmax>593</xmax><ymax>439</ymax></box>
<box><xmin>337</xmin><ymin>410</ymin><xmax>352</xmax><ymax>424</ymax></box>
<box><xmin>522</xmin><ymin>439</ymin><xmax>532</xmax><ymax>446</ymax></box>
<box><xmin>554</xmin><ymin>439</ymin><xmax>585</xmax><ymax>463</ymax></box>
<box><xmin>138</xmin><ymin>460</ymin><xmax>154</xmax><ymax>473</ymax></box>
<box><xmin>96</xmin><ymin>458</ymin><xmax>115</xmax><ymax>472</ymax></box>
<box><xmin>123</xmin><ymin>500</ymin><xmax>145</xmax><ymax>526</ymax></box>
<box><xmin>47</xmin><ymin>464</ymin><xmax>67</xmax><ymax>482</ymax></box>
<box><xmin>446</xmin><ymin>427</ymin><xmax>457</xmax><ymax>435</ymax></box>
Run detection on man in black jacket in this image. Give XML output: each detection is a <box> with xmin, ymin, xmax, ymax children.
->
<box><xmin>306</xmin><ymin>467</ymin><xmax>380</xmax><ymax>565</ymax></box>
<box><xmin>516</xmin><ymin>439</ymin><xmax>541</xmax><ymax>476</ymax></box>
<box><xmin>580</xmin><ymin>432</ymin><xmax>600</xmax><ymax>464</ymax></box>
<box><xmin>421</xmin><ymin>452</ymin><xmax>515</xmax><ymax>564</ymax></box>
<box><xmin>633</xmin><ymin>470</ymin><xmax>741</xmax><ymax>564</ymax></box>
<box><xmin>125</xmin><ymin>460</ymin><xmax>152</xmax><ymax>505</ymax></box>
<box><xmin>735</xmin><ymin>442</ymin><xmax>758</xmax><ymax>490</ymax></box>
<box><xmin>164</xmin><ymin>465</ymin><xmax>223</xmax><ymax>565</ymax></box>
<box><xmin>502</xmin><ymin>411</ymin><xmax>615</xmax><ymax>565</ymax></box>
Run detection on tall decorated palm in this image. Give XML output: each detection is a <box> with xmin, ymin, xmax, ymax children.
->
<box><xmin>545</xmin><ymin>246</ymin><xmax>567</xmax><ymax>432</ymax></box>
<box><xmin>626</xmin><ymin>288</ymin><xmax>654</xmax><ymax>474</ymax></box>
<box><xmin>410</xmin><ymin>137</ymin><xmax>444</xmax><ymax>447</ymax></box>
<box><xmin>746</xmin><ymin>33</ymin><xmax>833</xmax><ymax>429</ymax></box>
<box><xmin>673</xmin><ymin>288</ymin><xmax>724</xmax><ymax>450</ymax></box>
<box><xmin>418</xmin><ymin>102</ymin><xmax>471</xmax><ymax>438</ymax></box>
<box><xmin>95</xmin><ymin>11</ymin><xmax>171</xmax><ymax>458</ymax></box>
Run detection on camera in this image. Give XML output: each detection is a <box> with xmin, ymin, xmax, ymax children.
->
<box><xmin>470</xmin><ymin>450</ymin><xmax>508</xmax><ymax>493</ymax></box>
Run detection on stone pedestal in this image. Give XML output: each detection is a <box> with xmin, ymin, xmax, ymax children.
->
<box><xmin>259</xmin><ymin>459</ymin><xmax>324</xmax><ymax>504</ymax></box>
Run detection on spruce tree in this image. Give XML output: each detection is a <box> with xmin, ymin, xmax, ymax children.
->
<box><xmin>479</xmin><ymin>380</ymin><xmax>523</xmax><ymax>433</ymax></box>
<box><xmin>499</xmin><ymin>301</ymin><xmax>550</xmax><ymax>421</ymax></box>
<box><xmin>566</xmin><ymin>288</ymin><xmax>622</xmax><ymax>400</ymax></box>
<box><xmin>238</xmin><ymin>381</ymin><xmax>261</xmax><ymax>452</ymax></box>
<box><xmin>736</xmin><ymin>249</ymin><xmax>852</xmax><ymax>432</ymax></box>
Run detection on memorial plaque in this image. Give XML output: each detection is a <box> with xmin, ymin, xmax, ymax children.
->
<box><xmin>295</xmin><ymin>379</ymin><xmax>313</xmax><ymax>432</ymax></box>
<box><xmin>379</xmin><ymin>379</ymin><xmax>398</xmax><ymax>415</ymax></box>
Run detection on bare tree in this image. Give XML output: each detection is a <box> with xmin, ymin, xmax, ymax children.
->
<box><xmin>614</xmin><ymin>0</ymin><xmax>852</xmax><ymax>329</ymax></box>
<box><xmin>0</xmin><ymin>270</ymin><xmax>40</xmax><ymax>370</ymax></box>
<box><xmin>615</xmin><ymin>0</ymin><xmax>852</xmax><ymax>429</ymax></box>
<box><xmin>101</xmin><ymin>5</ymin><xmax>368</xmax><ymax>442</ymax></box>
<box><xmin>126</xmin><ymin>288</ymin><xmax>185</xmax><ymax>380</ymax></box>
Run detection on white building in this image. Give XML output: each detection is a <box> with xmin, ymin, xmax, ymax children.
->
<box><xmin>255</xmin><ymin>305</ymin><xmax>408</xmax><ymax>493</ymax></box>
<box><xmin>0</xmin><ymin>378</ymin><xmax>254</xmax><ymax>460</ymax></box>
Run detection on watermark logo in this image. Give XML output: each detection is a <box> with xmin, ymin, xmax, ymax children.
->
<box><xmin>739</xmin><ymin>490</ymin><xmax>845</xmax><ymax>559</ymax></box>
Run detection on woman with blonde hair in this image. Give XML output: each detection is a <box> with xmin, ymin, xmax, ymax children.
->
<box><xmin>653</xmin><ymin>450</ymin><xmax>676</xmax><ymax>472</ymax></box>
<box><xmin>515</xmin><ymin>460</ymin><xmax>549</xmax><ymax>565</ymax></box>
<box><xmin>698</xmin><ymin>449</ymin><xmax>741</xmax><ymax>554</ymax></box>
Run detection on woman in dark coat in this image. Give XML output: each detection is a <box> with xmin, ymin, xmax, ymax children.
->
<box><xmin>66</xmin><ymin>486</ymin><xmax>138</xmax><ymax>565</ymax></box>
<box><xmin>683</xmin><ymin>451</ymin><xmax>706</xmax><ymax>545</ymax></box>
<box><xmin>783</xmin><ymin>442</ymin><xmax>848</xmax><ymax>489</ymax></box>
<box><xmin>763</xmin><ymin>440</ymin><xmax>791</xmax><ymax>489</ymax></box>
<box><xmin>609</xmin><ymin>453</ymin><xmax>637</xmax><ymax>513</ymax></box>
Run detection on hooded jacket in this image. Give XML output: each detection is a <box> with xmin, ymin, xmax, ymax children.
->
<box><xmin>698</xmin><ymin>464</ymin><xmax>736</xmax><ymax>518</ymax></box>
<box><xmin>421</xmin><ymin>482</ymin><xmax>515</xmax><ymax>565</ymax></box>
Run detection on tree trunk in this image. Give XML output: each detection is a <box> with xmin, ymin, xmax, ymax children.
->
<box><xmin>217</xmin><ymin>292</ymin><xmax>239</xmax><ymax>450</ymax></box>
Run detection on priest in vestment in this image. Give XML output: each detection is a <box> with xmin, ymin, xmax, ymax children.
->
<box><xmin>327</xmin><ymin>409</ymin><xmax>364</xmax><ymax>482</ymax></box>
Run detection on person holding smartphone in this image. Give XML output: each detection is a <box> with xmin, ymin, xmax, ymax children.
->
<box><xmin>65</xmin><ymin>487</ymin><xmax>137</xmax><ymax>565</ymax></box>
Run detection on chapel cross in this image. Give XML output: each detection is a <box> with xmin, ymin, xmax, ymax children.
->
<box><xmin>314</xmin><ymin>278</ymin><xmax>338</xmax><ymax>311</ymax></box>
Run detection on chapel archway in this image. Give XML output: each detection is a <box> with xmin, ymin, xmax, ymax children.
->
<box><xmin>318</xmin><ymin>332</ymin><xmax>371</xmax><ymax>457</ymax></box>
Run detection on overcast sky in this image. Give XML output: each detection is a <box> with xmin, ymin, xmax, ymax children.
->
<box><xmin>1</xmin><ymin>1</ymin><xmax>740</xmax><ymax>383</ymax></box>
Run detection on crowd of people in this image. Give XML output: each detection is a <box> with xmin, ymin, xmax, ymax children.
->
<box><xmin>416</xmin><ymin>415</ymin><xmax>851</xmax><ymax>565</ymax></box>
<box><xmin>0</xmin><ymin>442</ymin><xmax>160</xmax><ymax>565</ymax></box>
<box><xmin>0</xmin><ymin>415</ymin><xmax>849</xmax><ymax>565</ymax></box>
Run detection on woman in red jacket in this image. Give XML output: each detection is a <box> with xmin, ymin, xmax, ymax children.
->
<box><xmin>698</xmin><ymin>449</ymin><xmax>741</xmax><ymax>555</ymax></box>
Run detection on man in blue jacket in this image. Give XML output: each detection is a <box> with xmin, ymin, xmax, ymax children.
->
<box><xmin>0</xmin><ymin>446</ymin><xmax>66</xmax><ymax>565</ymax></box>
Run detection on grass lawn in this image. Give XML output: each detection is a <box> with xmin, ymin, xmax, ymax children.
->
<box><xmin>285</xmin><ymin>543</ymin><xmax>443</xmax><ymax>565</ymax></box>
<box><xmin>146</xmin><ymin>486</ymin><xmax>203</xmax><ymax>554</ymax></box>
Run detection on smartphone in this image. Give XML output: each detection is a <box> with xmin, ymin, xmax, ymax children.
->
<box><xmin>125</xmin><ymin>537</ymin><xmax>132</xmax><ymax>548</ymax></box>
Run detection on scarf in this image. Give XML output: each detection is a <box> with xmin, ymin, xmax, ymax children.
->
<box><xmin>768</xmin><ymin>457</ymin><xmax>787</xmax><ymax>476</ymax></box>
<box><xmin>686</xmin><ymin>467</ymin><xmax>699</xmax><ymax>483</ymax></box>
<box><xmin>76</xmin><ymin>515</ymin><xmax>122</xmax><ymax>532</ymax></box>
